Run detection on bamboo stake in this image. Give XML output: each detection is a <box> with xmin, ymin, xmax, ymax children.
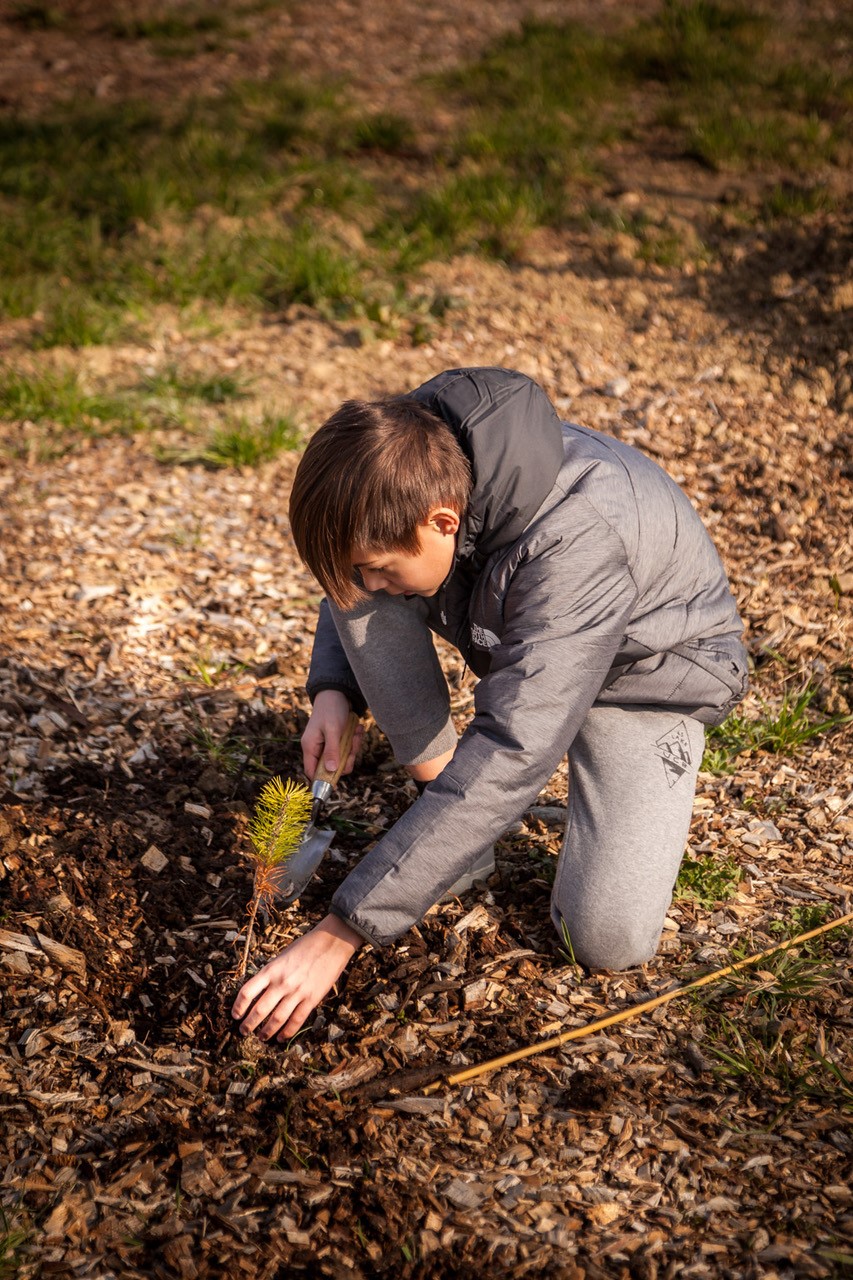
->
<box><xmin>423</xmin><ymin>910</ymin><xmax>853</xmax><ymax>1095</ymax></box>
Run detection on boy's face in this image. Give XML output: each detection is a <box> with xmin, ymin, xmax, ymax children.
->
<box><xmin>352</xmin><ymin>508</ymin><xmax>459</xmax><ymax>598</ymax></box>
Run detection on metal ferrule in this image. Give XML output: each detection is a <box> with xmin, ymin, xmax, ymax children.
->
<box><xmin>312</xmin><ymin>778</ymin><xmax>332</xmax><ymax>804</ymax></box>
<box><xmin>309</xmin><ymin>777</ymin><xmax>332</xmax><ymax>826</ymax></box>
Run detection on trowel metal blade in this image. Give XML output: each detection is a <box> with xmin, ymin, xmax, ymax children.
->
<box><xmin>262</xmin><ymin>826</ymin><xmax>336</xmax><ymax>906</ymax></box>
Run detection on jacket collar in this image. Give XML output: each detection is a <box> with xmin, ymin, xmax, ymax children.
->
<box><xmin>409</xmin><ymin>367</ymin><xmax>565</xmax><ymax>561</ymax></box>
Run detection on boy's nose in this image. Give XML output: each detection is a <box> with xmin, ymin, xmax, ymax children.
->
<box><xmin>362</xmin><ymin>570</ymin><xmax>386</xmax><ymax>592</ymax></box>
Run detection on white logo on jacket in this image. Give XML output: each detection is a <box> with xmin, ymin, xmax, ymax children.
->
<box><xmin>471</xmin><ymin>622</ymin><xmax>501</xmax><ymax>649</ymax></box>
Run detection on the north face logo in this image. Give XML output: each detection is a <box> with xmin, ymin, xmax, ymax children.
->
<box><xmin>470</xmin><ymin>622</ymin><xmax>501</xmax><ymax>649</ymax></box>
<box><xmin>654</xmin><ymin>720</ymin><xmax>693</xmax><ymax>788</ymax></box>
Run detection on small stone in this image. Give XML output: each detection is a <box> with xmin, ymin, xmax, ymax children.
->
<box><xmin>196</xmin><ymin>767</ymin><xmax>228</xmax><ymax>795</ymax></box>
<box><xmin>140</xmin><ymin>845</ymin><xmax>168</xmax><ymax>873</ymax></box>
<box><xmin>184</xmin><ymin>802</ymin><xmax>212</xmax><ymax>819</ymax></box>
<box><xmin>727</xmin><ymin>360</ymin><xmax>754</xmax><ymax>387</ymax></box>
<box><xmin>609</xmin><ymin>233</ymin><xmax>641</xmax><ymax>277</ymax></box>
<box><xmin>604</xmin><ymin>375</ymin><xmax>631</xmax><ymax>399</ymax></box>
<box><xmin>625</xmin><ymin>287</ymin><xmax>649</xmax><ymax>311</ymax></box>
<box><xmin>770</xmin><ymin>272</ymin><xmax>794</xmax><ymax>299</ymax></box>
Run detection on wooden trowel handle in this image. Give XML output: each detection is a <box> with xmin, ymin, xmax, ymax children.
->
<box><xmin>314</xmin><ymin>711</ymin><xmax>360</xmax><ymax>787</ymax></box>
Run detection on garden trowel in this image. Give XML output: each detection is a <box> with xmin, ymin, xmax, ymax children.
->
<box><xmin>263</xmin><ymin>711</ymin><xmax>360</xmax><ymax>907</ymax></box>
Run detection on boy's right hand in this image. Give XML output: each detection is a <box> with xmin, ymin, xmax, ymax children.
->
<box><xmin>302</xmin><ymin>689</ymin><xmax>364</xmax><ymax>781</ymax></box>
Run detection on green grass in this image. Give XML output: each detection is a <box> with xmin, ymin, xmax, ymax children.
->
<box><xmin>348</xmin><ymin>111</ymin><xmax>418</xmax><ymax>156</ymax></box>
<box><xmin>676</xmin><ymin>849</ymin><xmax>741</xmax><ymax>907</ymax></box>
<box><xmin>0</xmin><ymin>1</ymin><xmax>850</xmax><ymax>355</ymax></box>
<box><xmin>0</xmin><ymin>366</ymin><xmax>144</xmax><ymax>454</ymax></box>
<box><xmin>0</xmin><ymin>1203</ymin><xmax>31</xmax><ymax>1279</ymax></box>
<box><xmin>139</xmin><ymin>366</ymin><xmax>249</xmax><ymax>404</ymax></box>
<box><xmin>582</xmin><ymin>202</ymin><xmax>708</xmax><ymax>268</ymax></box>
<box><xmin>702</xmin><ymin>681</ymin><xmax>852</xmax><ymax>774</ymax></box>
<box><xmin>0</xmin><ymin>364</ymin><xmax>291</xmax><ymax>466</ymax></box>
<box><xmin>191</xmin><ymin>724</ymin><xmax>255</xmax><ymax>776</ymax></box>
<box><xmin>689</xmin><ymin>910</ymin><xmax>853</xmax><ymax>1107</ymax></box>
<box><xmin>0</xmin><ymin>83</ymin><xmax>378</xmax><ymax>341</ymax></box>
<box><xmin>8</xmin><ymin>1</ymin><xmax>66</xmax><ymax>29</ymax></box>
<box><xmin>758</xmin><ymin>181</ymin><xmax>837</xmax><ymax>221</ymax></box>
<box><xmin>162</xmin><ymin>411</ymin><xmax>301</xmax><ymax>467</ymax></box>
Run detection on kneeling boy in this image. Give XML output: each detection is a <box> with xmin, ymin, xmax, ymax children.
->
<box><xmin>232</xmin><ymin>367</ymin><xmax>748</xmax><ymax>1042</ymax></box>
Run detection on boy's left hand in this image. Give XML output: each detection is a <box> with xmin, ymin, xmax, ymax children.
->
<box><xmin>231</xmin><ymin>913</ymin><xmax>362</xmax><ymax>1043</ymax></box>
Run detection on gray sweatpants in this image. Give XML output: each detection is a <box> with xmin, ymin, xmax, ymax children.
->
<box><xmin>328</xmin><ymin>594</ymin><xmax>705</xmax><ymax>971</ymax></box>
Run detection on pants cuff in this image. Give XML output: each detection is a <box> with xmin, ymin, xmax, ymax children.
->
<box><xmin>392</xmin><ymin>715</ymin><xmax>458</xmax><ymax>766</ymax></box>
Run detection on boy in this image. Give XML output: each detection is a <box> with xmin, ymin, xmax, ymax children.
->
<box><xmin>232</xmin><ymin>367</ymin><xmax>748</xmax><ymax>1043</ymax></box>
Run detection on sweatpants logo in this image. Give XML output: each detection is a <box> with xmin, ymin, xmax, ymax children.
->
<box><xmin>654</xmin><ymin>720</ymin><xmax>693</xmax><ymax>787</ymax></box>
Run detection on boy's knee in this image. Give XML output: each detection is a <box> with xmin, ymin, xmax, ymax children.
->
<box><xmin>551</xmin><ymin>905</ymin><xmax>658</xmax><ymax>971</ymax></box>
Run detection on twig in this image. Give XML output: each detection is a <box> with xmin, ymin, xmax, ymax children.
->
<box><xmin>239</xmin><ymin>894</ymin><xmax>262</xmax><ymax>980</ymax></box>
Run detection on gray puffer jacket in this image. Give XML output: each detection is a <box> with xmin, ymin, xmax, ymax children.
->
<box><xmin>305</xmin><ymin>368</ymin><xmax>748</xmax><ymax>947</ymax></box>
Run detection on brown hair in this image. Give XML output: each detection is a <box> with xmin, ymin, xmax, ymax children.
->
<box><xmin>289</xmin><ymin>396</ymin><xmax>472</xmax><ymax>609</ymax></box>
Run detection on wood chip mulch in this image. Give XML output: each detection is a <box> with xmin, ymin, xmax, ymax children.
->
<box><xmin>2</xmin><ymin>214</ymin><xmax>852</xmax><ymax>1280</ymax></box>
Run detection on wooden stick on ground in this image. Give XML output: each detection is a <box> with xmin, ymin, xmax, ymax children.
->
<box><xmin>422</xmin><ymin>910</ymin><xmax>853</xmax><ymax>1095</ymax></box>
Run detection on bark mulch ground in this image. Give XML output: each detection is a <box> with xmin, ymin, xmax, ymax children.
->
<box><xmin>1</xmin><ymin>2</ymin><xmax>853</xmax><ymax>1277</ymax></box>
<box><xmin>2</xmin><ymin>251</ymin><xmax>852</xmax><ymax>1275</ymax></box>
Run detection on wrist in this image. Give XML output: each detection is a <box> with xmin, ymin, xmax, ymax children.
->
<box><xmin>313</xmin><ymin>689</ymin><xmax>351</xmax><ymax>714</ymax></box>
<box><xmin>317</xmin><ymin>912</ymin><xmax>362</xmax><ymax>955</ymax></box>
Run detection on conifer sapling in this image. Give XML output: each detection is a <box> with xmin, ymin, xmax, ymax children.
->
<box><xmin>239</xmin><ymin>776</ymin><xmax>313</xmax><ymax>978</ymax></box>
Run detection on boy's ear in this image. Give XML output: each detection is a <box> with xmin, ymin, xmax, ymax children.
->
<box><xmin>426</xmin><ymin>507</ymin><xmax>460</xmax><ymax>537</ymax></box>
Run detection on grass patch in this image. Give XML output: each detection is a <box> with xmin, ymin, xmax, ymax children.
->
<box><xmin>676</xmin><ymin>849</ymin><xmax>740</xmax><ymax>907</ymax></box>
<box><xmin>0</xmin><ymin>83</ymin><xmax>377</xmax><ymax>340</ymax></box>
<box><xmin>623</xmin><ymin>1</ymin><xmax>851</xmax><ymax>172</ymax></box>
<box><xmin>1</xmin><ymin>2</ymin><xmax>850</xmax><ymax>351</ymax></box>
<box><xmin>8</xmin><ymin>1</ymin><xmax>66</xmax><ymax>29</ymax></box>
<box><xmin>349</xmin><ymin>111</ymin><xmax>418</xmax><ymax>156</ymax></box>
<box><xmin>701</xmin><ymin>681</ymin><xmax>851</xmax><ymax>774</ymax></box>
<box><xmin>689</xmin><ymin>909</ymin><xmax>853</xmax><ymax>1107</ymax></box>
<box><xmin>139</xmin><ymin>366</ymin><xmax>249</xmax><ymax>404</ymax></box>
<box><xmin>0</xmin><ymin>1202</ymin><xmax>31</xmax><ymax>1279</ymax></box>
<box><xmin>191</xmin><ymin>724</ymin><xmax>254</xmax><ymax>776</ymax></box>
<box><xmin>162</xmin><ymin>411</ymin><xmax>301</xmax><ymax>468</ymax></box>
<box><xmin>758</xmin><ymin>181</ymin><xmax>837</xmax><ymax>221</ymax></box>
<box><xmin>0</xmin><ymin>366</ymin><xmax>143</xmax><ymax>433</ymax></box>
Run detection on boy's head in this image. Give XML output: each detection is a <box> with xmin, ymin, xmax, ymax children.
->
<box><xmin>289</xmin><ymin>396</ymin><xmax>472</xmax><ymax>610</ymax></box>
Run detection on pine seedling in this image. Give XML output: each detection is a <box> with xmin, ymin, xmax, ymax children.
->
<box><xmin>239</xmin><ymin>776</ymin><xmax>313</xmax><ymax>977</ymax></box>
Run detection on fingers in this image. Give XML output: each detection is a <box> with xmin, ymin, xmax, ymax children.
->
<box><xmin>231</xmin><ymin>970</ymin><xmax>267</xmax><ymax>1019</ymax></box>
<box><xmin>341</xmin><ymin>722</ymin><xmax>365</xmax><ymax>776</ymax></box>
<box><xmin>276</xmin><ymin>998</ymin><xmax>315</xmax><ymax>1041</ymax></box>
<box><xmin>230</xmin><ymin>975</ymin><xmax>317</xmax><ymax>1043</ymax></box>
<box><xmin>234</xmin><ymin>983</ymin><xmax>283</xmax><ymax>1038</ymax></box>
<box><xmin>302</xmin><ymin>695</ymin><xmax>349</xmax><ymax>778</ymax></box>
<box><xmin>301</xmin><ymin>721</ymin><xmax>324</xmax><ymax>781</ymax></box>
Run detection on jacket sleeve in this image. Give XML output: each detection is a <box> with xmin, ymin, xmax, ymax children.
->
<box><xmin>330</xmin><ymin>498</ymin><xmax>640</xmax><ymax>946</ymax></box>
<box><xmin>306</xmin><ymin>597</ymin><xmax>368</xmax><ymax>715</ymax></box>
